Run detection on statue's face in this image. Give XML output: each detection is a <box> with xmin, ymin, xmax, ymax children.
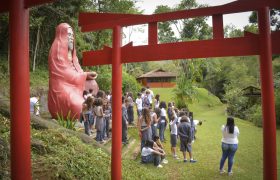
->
<box><xmin>67</xmin><ymin>28</ymin><xmax>74</xmax><ymax>51</ymax></box>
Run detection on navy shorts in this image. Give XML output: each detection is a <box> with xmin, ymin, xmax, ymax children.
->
<box><xmin>180</xmin><ymin>139</ymin><xmax>192</xmax><ymax>152</ymax></box>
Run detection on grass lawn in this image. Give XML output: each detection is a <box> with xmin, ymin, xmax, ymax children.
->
<box><xmin>123</xmin><ymin>87</ymin><xmax>280</xmax><ymax>180</ymax></box>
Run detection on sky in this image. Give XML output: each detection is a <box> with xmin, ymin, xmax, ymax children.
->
<box><xmin>122</xmin><ymin>0</ymin><xmax>252</xmax><ymax>45</ymax></box>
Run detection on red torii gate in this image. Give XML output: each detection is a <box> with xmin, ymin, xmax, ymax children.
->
<box><xmin>0</xmin><ymin>0</ymin><xmax>279</xmax><ymax>180</ymax></box>
<box><xmin>0</xmin><ymin>0</ymin><xmax>56</xmax><ymax>179</ymax></box>
<box><xmin>78</xmin><ymin>1</ymin><xmax>279</xmax><ymax>180</ymax></box>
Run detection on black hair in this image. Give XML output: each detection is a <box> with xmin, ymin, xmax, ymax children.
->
<box><xmin>154</xmin><ymin>108</ymin><xmax>161</xmax><ymax>118</ymax></box>
<box><xmin>94</xmin><ymin>98</ymin><xmax>103</xmax><ymax>106</ymax></box>
<box><xmin>178</xmin><ymin>111</ymin><xmax>186</xmax><ymax>117</ymax></box>
<box><xmin>153</xmin><ymin>135</ymin><xmax>159</xmax><ymax>142</ymax></box>
<box><xmin>96</xmin><ymin>90</ymin><xmax>105</xmax><ymax>98</ymax></box>
<box><xmin>226</xmin><ymin>117</ymin><xmax>235</xmax><ymax>134</ymax></box>
<box><xmin>155</xmin><ymin>94</ymin><xmax>160</xmax><ymax>101</ymax></box>
<box><xmin>144</xmin><ymin>140</ymin><xmax>154</xmax><ymax>148</ymax></box>
<box><xmin>141</xmin><ymin>87</ymin><xmax>146</xmax><ymax>92</ymax></box>
<box><xmin>83</xmin><ymin>90</ymin><xmax>88</xmax><ymax>96</ymax></box>
<box><xmin>137</xmin><ymin>92</ymin><xmax>141</xmax><ymax>97</ymax></box>
<box><xmin>168</xmin><ymin>102</ymin><xmax>172</xmax><ymax>107</ymax></box>
<box><xmin>159</xmin><ymin>101</ymin><xmax>167</xmax><ymax>109</ymax></box>
<box><xmin>180</xmin><ymin>116</ymin><xmax>189</xmax><ymax>122</ymax></box>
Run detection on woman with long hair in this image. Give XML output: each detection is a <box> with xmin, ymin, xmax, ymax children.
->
<box><xmin>159</xmin><ymin>101</ymin><xmax>167</xmax><ymax>142</ymax></box>
<box><xmin>138</xmin><ymin>107</ymin><xmax>152</xmax><ymax>150</ymax></box>
<box><xmin>219</xmin><ymin>117</ymin><xmax>240</xmax><ymax>176</ymax></box>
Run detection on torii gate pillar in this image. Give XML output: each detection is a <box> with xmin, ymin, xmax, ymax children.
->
<box><xmin>9</xmin><ymin>0</ymin><xmax>31</xmax><ymax>179</ymax></box>
<box><xmin>258</xmin><ymin>7</ymin><xmax>277</xmax><ymax>180</ymax></box>
<box><xmin>111</xmin><ymin>26</ymin><xmax>122</xmax><ymax>180</ymax></box>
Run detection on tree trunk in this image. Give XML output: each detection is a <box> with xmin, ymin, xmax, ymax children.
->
<box><xmin>33</xmin><ymin>26</ymin><xmax>40</xmax><ymax>72</ymax></box>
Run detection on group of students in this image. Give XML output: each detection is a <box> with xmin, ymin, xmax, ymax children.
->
<box><xmin>134</xmin><ymin>87</ymin><xmax>239</xmax><ymax>176</ymax></box>
<box><xmin>80</xmin><ymin>90</ymin><xmax>112</xmax><ymax>143</ymax></box>
<box><xmin>81</xmin><ymin>87</ymin><xmax>240</xmax><ymax>175</ymax></box>
<box><xmin>137</xmin><ymin>102</ymin><xmax>199</xmax><ymax>168</ymax></box>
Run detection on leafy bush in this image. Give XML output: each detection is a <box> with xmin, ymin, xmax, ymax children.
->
<box><xmin>95</xmin><ymin>67</ymin><xmax>141</xmax><ymax>97</ymax></box>
<box><xmin>245</xmin><ymin>104</ymin><xmax>263</xmax><ymax>127</ymax></box>
<box><xmin>173</xmin><ymin>73</ymin><xmax>197</xmax><ymax>109</ymax></box>
<box><xmin>122</xmin><ymin>71</ymin><xmax>141</xmax><ymax>97</ymax></box>
<box><xmin>224</xmin><ymin>88</ymin><xmax>248</xmax><ymax>119</ymax></box>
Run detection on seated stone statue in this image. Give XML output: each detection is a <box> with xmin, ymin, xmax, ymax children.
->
<box><xmin>48</xmin><ymin>23</ymin><xmax>98</xmax><ymax>119</ymax></box>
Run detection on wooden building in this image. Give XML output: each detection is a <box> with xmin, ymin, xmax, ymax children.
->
<box><xmin>137</xmin><ymin>69</ymin><xmax>177</xmax><ymax>88</ymax></box>
<box><xmin>242</xmin><ymin>86</ymin><xmax>261</xmax><ymax>97</ymax></box>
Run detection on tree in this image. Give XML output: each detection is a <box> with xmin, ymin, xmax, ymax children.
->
<box><xmin>249</xmin><ymin>9</ymin><xmax>280</xmax><ymax>30</ymax></box>
<box><xmin>154</xmin><ymin>5</ymin><xmax>177</xmax><ymax>43</ymax></box>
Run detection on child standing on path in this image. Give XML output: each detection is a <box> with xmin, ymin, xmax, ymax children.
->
<box><xmin>138</xmin><ymin>107</ymin><xmax>152</xmax><ymax>150</ymax></box>
<box><xmin>159</xmin><ymin>101</ymin><xmax>167</xmax><ymax>142</ymax></box>
<box><xmin>170</xmin><ymin>114</ymin><xmax>179</xmax><ymax>159</ymax></box>
<box><xmin>94</xmin><ymin>98</ymin><xmax>104</xmax><ymax>143</ymax></box>
<box><xmin>122</xmin><ymin>98</ymin><xmax>129</xmax><ymax>144</ymax></box>
<box><xmin>82</xmin><ymin>96</ymin><xmax>94</xmax><ymax>136</ymax></box>
<box><xmin>136</xmin><ymin>93</ymin><xmax>143</xmax><ymax>118</ymax></box>
<box><xmin>103</xmin><ymin>101</ymin><xmax>111</xmax><ymax>139</ymax></box>
<box><xmin>150</xmin><ymin>108</ymin><xmax>160</xmax><ymax>139</ymax></box>
<box><xmin>178</xmin><ymin>116</ymin><xmax>197</xmax><ymax>163</ymax></box>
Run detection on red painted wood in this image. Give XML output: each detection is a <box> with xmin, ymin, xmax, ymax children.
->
<box><xmin>9</xmin><ymin>0</ymin><xmax>31</xmax><ymax>179</ymax></box>
<box><xmin>146</xmin><ymin>82</ymin><xmax>176</xmax><ymax>88</ymax></box>
<box><xmin>212</xmin><ymin>14</ymin><xmax>224</xmax><ymax>39</ymax></box>
<box><xmin>148</xmin><ymin>22</ymin><xmax>158</xmax><ymax>45</ymax></box>
<box><xmin>82</xmin><ymin>36</ymin><xmax>260</xmax><ymax>66</ymax></box>
<box><xmin>0</xmin><ymin>1</ymin><xmax>9</xmax><ymax>13</ymax></box>
<box><xmin>79</xmin><ymin>0</ymin><xmax>280</xmax><ymax>32</ymax></box>
<box><xmin>111</xmin><ymin>26</ymin><xmax>122</xmax><ymax>180</ymax></box>
<box><xmin>258</xmin><ymin>7</ymin><xmax>277</xmax><ymax>180</ymax></box>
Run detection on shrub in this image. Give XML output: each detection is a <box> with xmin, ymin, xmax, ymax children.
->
<box><xmin>173</xmin><ymin>74</ymin><xmax>197</xmax><ymax>109</ymax></box>
<box><xmin>95</xmin><ymin>68</ymin><xmax>141</xmax><ymax>97</ymax></box>
<box><xmin>245</xmin><ymin>104</ymin><xmax>263</xmax><ymax>127</ymax></box>
<box><xmin>56</xmin><ymin>111</ymin><xmax>76</xmax><ymax>130</ymax></box>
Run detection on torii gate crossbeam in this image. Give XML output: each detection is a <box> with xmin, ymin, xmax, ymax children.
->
<box><xmin>79</xmin><ymin>1</ymin><xmax>279</xmax><ymax>180</ymax></box>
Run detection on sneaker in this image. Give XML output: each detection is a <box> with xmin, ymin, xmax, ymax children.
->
<box><xmin>173</xmin><ymin>155</ymin><xmax>180</xmax><ymax>160</ymax></box>
<box><xmin>190</xmin><ymin>159</ymin><xmax>197</xmax><ymax>163</ymax></box>
<box><xmin>220</xmin><ymin>169</ymin><xmax>226</xmax><ymax>174</ymax></box>
<box><xmin>157</xmin><ymin>164</ymin><xmax>163</xmax><ymax>168</ymax></box>
<box><xmin>183</xmin><ymin>159</ymin><xmax>188</xmax><ymax>163</ymax></box>
<box><xmin>162</xmin><ymin>159</ymin><xmax>168</xmax><ymax>164</ymax></box>
<box><xmin>228</xmin><ymin>172</ymin><xmax>233</xmax><ymax>176</ymax></box>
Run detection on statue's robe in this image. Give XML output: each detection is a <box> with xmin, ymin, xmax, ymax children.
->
<box><xmin>48</xmin><ymin>23</ymin><xmax>98</xmax><ymax>119</ymax></box>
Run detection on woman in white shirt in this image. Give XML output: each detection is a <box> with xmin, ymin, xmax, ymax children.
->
<box><xmin>159</xmin><ymin>101</ymin><xmax>167</xmax><ymax>142</ymax></box>
<box><xmin>219</xmin><ymin>117</ymin><xmax>240</xmax><ymax>176</ymax></box>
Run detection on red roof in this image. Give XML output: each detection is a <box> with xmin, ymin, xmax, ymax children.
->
<box><xmin>137</xmin><ymin>69</ymin><xmax>177</xmax><ymax>79</ymax></box>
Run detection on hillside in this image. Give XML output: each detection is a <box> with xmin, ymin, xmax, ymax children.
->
<box><xmin>1</xmin><ymin>87</ymin><xmax>280</xmax><ymax>179</ymax></box>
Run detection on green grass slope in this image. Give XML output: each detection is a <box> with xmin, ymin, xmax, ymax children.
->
<box><xmin>1</xmin><ymin>87</ymin><xmax>279</xmax><ymax>179</ymax></box>
<box><xmin>120</xmin><ymin>87</ymin><xmax>280</xmax><ymax>180</ymax></box>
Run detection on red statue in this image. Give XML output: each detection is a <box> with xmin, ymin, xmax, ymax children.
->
<box><xmin>48</xmin><ymin>23</ymin><xmax>98</xmax><ymax>119</ymax></box>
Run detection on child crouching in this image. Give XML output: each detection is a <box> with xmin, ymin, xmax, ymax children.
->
<box><xmin>141</xmin><ymin>140</ymin><xmax>166</xmax><ymax>168</ymax></box>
